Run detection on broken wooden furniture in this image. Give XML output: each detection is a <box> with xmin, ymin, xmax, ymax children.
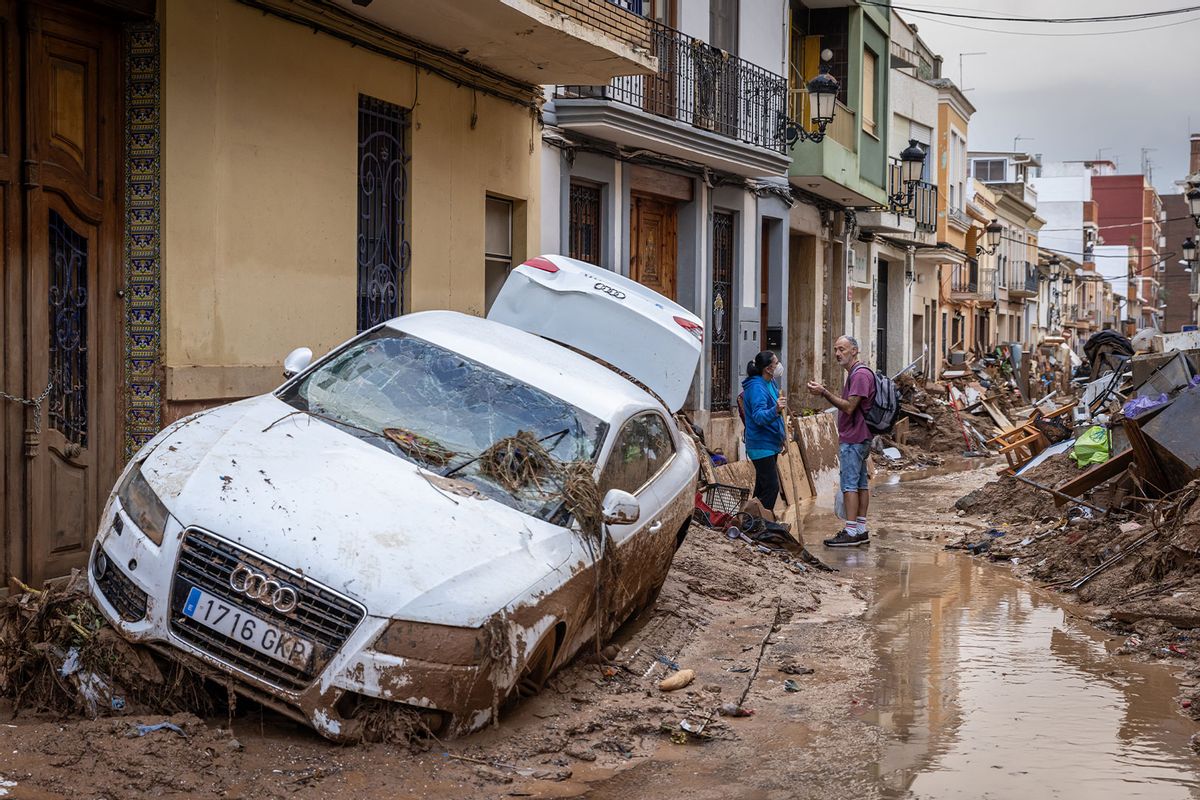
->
<box><xmin>987</xmin><ymin>401</ymin><xmax>1077</xmax><ymax>474</ymax></box>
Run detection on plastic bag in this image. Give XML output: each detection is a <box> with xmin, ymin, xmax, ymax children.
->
<box><xmin>1122</xmin><ymin>393</ymin><xmax>1169</xmax><ymax>419</ymax></box>
<box><xmin>1070</xmin><ymin>425</ymin><xmax>1110</xmax><ymax>468</ymax></box>
<box><xmin>834</xmin><ymin>490</ymin><xmax>846</xmax><ymax>521</ymax></box>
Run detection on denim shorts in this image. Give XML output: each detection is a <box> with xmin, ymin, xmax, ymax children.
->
<box><xmin>839</xmin><ymin>442</ymin><xmax>870</xmax><ymax>493</ymax></box>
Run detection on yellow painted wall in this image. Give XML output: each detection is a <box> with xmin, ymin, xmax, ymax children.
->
<box><xmin>935</xmin><ymin>101</ymin><xmax>968</xmax><ymax>251</ymax></box>
<box><xmin>161</xmin><ymin>0</ymin><xmax>539</xmax><ymax>402</ymax></box>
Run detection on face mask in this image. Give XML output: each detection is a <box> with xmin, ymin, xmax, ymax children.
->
<box><xmin>772</xmin><ymin>363</ymin><xmax>785</xmax><ymax>389</ymax></box>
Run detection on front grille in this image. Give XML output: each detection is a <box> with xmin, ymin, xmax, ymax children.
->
<box><xmin>169</xmin><ymin>528</ymin><xmax>365</xmax><ymax>693</ymax></box>
<box><xmin>94</xmin><ymin>548</ymin><xmax>148</xmax><ymax>622</ymax></box>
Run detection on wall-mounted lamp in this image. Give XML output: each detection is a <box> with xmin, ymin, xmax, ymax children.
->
<box><xmin>889</xmin><ymin>140</ymin><xmax>928</xmax><ymax>211</ymax></box>
<box><xmin>976</xmin><ymin>220</ymin><xmax>1003</xmax><ymax>256</ymax></box>
<box><xmin>785</xmin><ymin>65</ymin><xmax>840</xmax><ymax>146</ymax></box>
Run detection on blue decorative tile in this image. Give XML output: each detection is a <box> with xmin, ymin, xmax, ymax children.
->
<box><xmin>123</xmin><ymin>23</ymin><xmax>161</xmax><ymax>461</ymax></box>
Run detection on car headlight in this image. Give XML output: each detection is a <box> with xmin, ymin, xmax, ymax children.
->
<box><xmin>117</xmin><ymin>465</ymin><xmax>171</xmax><ymax>546</ymax></box>
<box><xmin>373</xmin><ymin>620</ymin><xmax>485</xmax><ymax>666</ymax></box>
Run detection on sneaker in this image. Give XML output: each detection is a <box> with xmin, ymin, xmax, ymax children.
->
<box><xmin>823</xmin><ymin>529</ymin><xmax>870</xmax><ymax>548</ymax></box>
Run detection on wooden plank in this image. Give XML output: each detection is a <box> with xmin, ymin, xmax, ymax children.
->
<box><xmin>1052</xmin><ymin>449</ymin><xmax>1135</xmax><ymax>507</ymax></box>
<box><xmin>793</xmin><ymin>413</ymin><xmax>840</xmax><ymax>502</ymax></box>
<box><xmin>788</xmin><ymin>440</ymin><xmax>814</xmax><ymax>500</ymax></box>
<box><xmin>1122</xmin><ymin>417</ymin><xmax>1168</xmax><ymax>497</ymax></box>
<box><xmin>628</xmin><ymin>165</ymin><xmax>693</xmax><ymax>202</ymax></box>
<box><xmin>980</xmin><ymin>397</ymin><xmax>1012</xmax><ymax>430</ymax></box>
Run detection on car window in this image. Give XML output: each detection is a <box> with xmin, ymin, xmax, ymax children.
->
<box><xmin>598</xmin><ymin>412</ymin><xmax>675</xmax><ymax>497</ymax></box>
<box><xmin>276</xmin><ymin>328</ymin><xmax>607</xmax><ymax>520</ymax></box>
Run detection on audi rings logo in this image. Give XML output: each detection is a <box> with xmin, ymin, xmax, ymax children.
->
<box><xmin>593</xmin><ymin>282</ymin><xmax>626</xmax><ymax>300</ymax></box>
<box><xmin>229</xmin><ymin>564</ymin><xmax>300</xmax><ymax>614</ymax></box>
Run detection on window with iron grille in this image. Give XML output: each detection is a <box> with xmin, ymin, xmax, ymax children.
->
<box><xmin>711</xmin><ymin>211</ymin><xmax>734</xmax><ymax>411</ymax></box>
<box><xmin>357</xmin><ymin>95</ymin><xmax>411</xmax><ymax>332</ymax></box>
<box><xmin>568</xmin><ymin>182</ymin><xmax>602</xmax><ymax>265</ymax></box>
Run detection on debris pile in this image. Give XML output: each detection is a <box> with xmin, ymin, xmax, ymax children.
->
<box><xmin>950</xmin><ymin>333</ymin><xmax>1200</xmax><ymax>701</ymax></box>
<box><xmin>0</xmin><ymin>572</ymin><xmax>213</xmax><ymax>719</ymax></box>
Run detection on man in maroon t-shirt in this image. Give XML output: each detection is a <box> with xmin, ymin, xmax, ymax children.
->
<box><xmin>806</xmin><ymin>335</ymin><xmax>874</xmax><ymax>547</ymax></box>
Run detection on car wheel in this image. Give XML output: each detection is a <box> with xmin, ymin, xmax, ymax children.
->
<box><xmin>509</xmin><ymin>628</ymin><xmax>558</xmax><ymax>702</ymax></box>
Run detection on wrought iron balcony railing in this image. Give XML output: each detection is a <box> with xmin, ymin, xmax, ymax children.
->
<box><xmin>556</xmin><ymin>19</ymin><xmax>789</xmax><ymax>153</ymax></box>
<box><xmin>888</xmin><ymin>164</ymin><xmax>937</xmax><ymax>233</ymax></box>
<box><xmin>1023</xmin><ymin>262</ymin><xmax>1039</xmax><ymax>295</ymax></box>
<box><xmin>950</xmin><ymin>260</ymin><xmax>996</xmax><ymax>299</ymax></box>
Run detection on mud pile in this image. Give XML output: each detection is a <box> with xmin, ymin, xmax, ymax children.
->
<box><xmin>953</xmin><ymin>453</ymin><xmax>1079</xmax><ymax>523</ymax></box>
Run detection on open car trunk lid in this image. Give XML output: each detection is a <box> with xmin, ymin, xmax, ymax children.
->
<box><xmin>487</xmin><ymin>255</ymin><xmax>703</xmax><ymax>412</ymax></box>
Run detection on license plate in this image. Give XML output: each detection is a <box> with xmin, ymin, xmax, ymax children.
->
<box><xmin>182</xmin><ymin>586</ymin><xmax>313</xmax><ymax>670</ymax></box>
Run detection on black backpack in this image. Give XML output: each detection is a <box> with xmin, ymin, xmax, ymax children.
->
<box><xmin>851</xmin><ymin>364</ymin><xmax>900</xmax><ymax>436</ymax></box>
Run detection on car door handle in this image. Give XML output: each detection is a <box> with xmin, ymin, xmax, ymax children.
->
<box><xmin>648</xmin><ymin>520</ymin><xmax>663</xmax><ymax>533</ymax></box>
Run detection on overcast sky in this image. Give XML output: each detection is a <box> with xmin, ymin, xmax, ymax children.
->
<box><xmin>899</xmin><ymin>0</ymin><xmax>1197</xmax><ymax>195</ymax></box>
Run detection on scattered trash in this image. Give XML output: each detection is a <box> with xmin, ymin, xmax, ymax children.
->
<box><xmin>655</xmin><ymin>654</ymin><xmax>681</xmax><ymax>671</ymax></box>
<box><xmin>658</xmin><ymin>669</ymin><xmax>695</xmax><ymax>692</ymax></box>
<box><xmin>783</xmin><ymin>679</ymin><xmax>801</xmax><ymax>692</ymax></box>
<box><xmin>780</xmin><ymin>664</ymin><xmax>815</xmax><ymax>676</ymax></box>
<box><xmin>130</xmin><ymin>721</ymin><xmax>188</xmax><ymax>738</ymax></box>
<box><xmin>718</xmin><ymin>702</ymin><xmax>755</xmax><ymax>717</ymax></box>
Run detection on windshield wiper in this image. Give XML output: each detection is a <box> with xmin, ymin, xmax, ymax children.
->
<box><xmin>442</xmin><ymin>428</ymin><xmax>570</xmax><ymax>479</ymax></box>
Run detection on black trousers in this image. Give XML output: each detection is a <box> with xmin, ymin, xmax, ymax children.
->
<box><xmin>751</xmin><ymin>453</ymin><xmax>780</xmax><ymax>511</ymax></box>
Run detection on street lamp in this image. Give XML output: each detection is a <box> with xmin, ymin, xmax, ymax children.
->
<box><xmin>786</xmin><ymin>64</ymin><xmax>840</xmax><ymax>145</ymax></box>
<box><xmin>888</xmin><ymin>139</ymin><xmax>928</xmax><ymax>211</ymax></box>
<box><xmin>1187</xmin><ymin>186</ymin><xmax>1200</xmax><ymax>226</ymax></box>
<box><xmin>976</xmin><ymin>220</ymin><xmax>1003</xmax><ymax>256</ymax></box>
<box><xmin>1183</xmin><ymin>236</ymin><xmax>1198</xmax><ymax>264</ymax></box>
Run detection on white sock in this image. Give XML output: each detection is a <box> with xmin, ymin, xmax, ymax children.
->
<box><xmin>856</xmin><ymin>516</ymin><xmax>867</xmax><ymax>533</ymax></box>
<box><xmin>847</xmin><ymin>520</ymin><xmax>861</xmax><ymax>534</ymax></box>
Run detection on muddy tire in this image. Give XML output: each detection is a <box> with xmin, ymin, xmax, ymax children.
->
<box><xmin>505</xmin><ymin>628</ymin><xmax>558</xmax><ymax>708</ymax></box>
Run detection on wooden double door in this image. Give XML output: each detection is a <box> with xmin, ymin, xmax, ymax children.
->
<box><xmin>1</xmin><ymin>0</ymin><xmax>124</xmax><ymax>585</ymax></box>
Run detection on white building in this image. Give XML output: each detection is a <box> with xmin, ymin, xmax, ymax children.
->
<box><xmin>539</xmin><ymin>0</ymin><xmax>792</xmax><ymax>455</ymax></box>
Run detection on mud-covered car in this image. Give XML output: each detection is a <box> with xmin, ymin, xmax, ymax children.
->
<box><xmin>88</xmin><ymin>255</ymin><xmax>702</xmax><ymax>740</ymax></box>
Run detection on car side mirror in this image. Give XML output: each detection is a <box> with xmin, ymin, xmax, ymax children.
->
<box><xmin>283</xmin><ymin>347</ymin><xmax>313</xmax><ymax>379</ymax></box>
<box><xmin>601</xmin><ymin>489</ymin><xmax>640</xmax><ymax>525</ymax></box>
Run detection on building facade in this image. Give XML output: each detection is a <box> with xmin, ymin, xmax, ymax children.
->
<box><xmin>540</xmin><ymin>0</ymin><xmax>792</xmax><ymax>456</ymax></box>
<box><xmin>0</xmin><ymin>0</ymin><xmax>656</xmax><ymax>584</ymax></box>
<box><xmin>1092</xmin><ymin>173</ymin><xmax>1164</xmax><ymax>329</ymax></box>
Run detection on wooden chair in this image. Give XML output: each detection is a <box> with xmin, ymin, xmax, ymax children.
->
<box><xmin>986</xmin><ymin>401</ymin><xmax>1077</xmax><ymax>474</ymax></box>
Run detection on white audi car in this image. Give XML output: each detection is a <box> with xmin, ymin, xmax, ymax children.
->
<box><xmin>88</xmin><ymin>255</ymin><xmax>702</xmax><ymax>740</ymax></box>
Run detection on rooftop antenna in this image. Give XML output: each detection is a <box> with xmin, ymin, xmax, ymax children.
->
<box><xmin>1140</xmin><ymin>147</ymin><xmax>1157</xmax><ymax>184</ymax></box>
<box><xmin>1013</xmin><ymin>135</ymin><xmax>1033</xmax><ymax>154</ymax></box>
<box><xmin>958</xmin><ymin>52</ymin><xmax>986</xmax><ymax>91</ymax></box>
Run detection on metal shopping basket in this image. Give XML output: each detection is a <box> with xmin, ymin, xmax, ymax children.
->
<box><xmin>692</xmin><ymin>482</ymin><xmax>750</xmax><ymax>529</ymax></box>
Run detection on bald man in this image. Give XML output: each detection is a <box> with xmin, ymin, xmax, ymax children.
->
<box><xmin>806</xmin><ymin>335</ymin><xmax>874</xmax><ymax>547</ymax></box>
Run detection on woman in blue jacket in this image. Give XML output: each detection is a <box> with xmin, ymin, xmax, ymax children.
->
<box><xmin>741</xmin><ymin>350</ymin><xmax>787</xmax><ymax>511</ymax></box>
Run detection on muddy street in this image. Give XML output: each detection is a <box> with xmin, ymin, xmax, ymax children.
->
<box><xmin>3</xmin><ymin>466</ymin><xmax>1198</xmax><ymax>799</ymax></box>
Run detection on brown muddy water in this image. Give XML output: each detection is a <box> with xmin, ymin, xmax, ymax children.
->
<box><xmin>588</xmin><ymin>471</ymin><xmax>1200</xmax><ymax>800</ymax></box>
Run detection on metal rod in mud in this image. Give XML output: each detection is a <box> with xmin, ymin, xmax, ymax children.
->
<box><xmin>736</xmin><ymin>599</ymin><xmax>782</xmax><ymax>709</ymax></box>
<box><xmin>1065</xmin><ymin>530</ymin><xmax>1160</xmax><ymax>591</ymax></box>
<box><xmin>1012</xmin><ymin>474</ymin><xmax>1109</xmax><ymax>515</ymax></box>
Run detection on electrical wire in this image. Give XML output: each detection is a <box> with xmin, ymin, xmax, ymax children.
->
<box><xmin>911</xmin><ymin>13</ymin><xmax>1200</xmax><ymax>37</ymax></box>
<box><xmin>861</xmin><ymin>2</ymin><xmax>1200</xmax><ymax>24</ymax></box>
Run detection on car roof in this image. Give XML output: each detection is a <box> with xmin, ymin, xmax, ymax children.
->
<box><xmin>384</xmin><ymin>310</ymin><xmax>658</xmax><ymax>422</ymax></box>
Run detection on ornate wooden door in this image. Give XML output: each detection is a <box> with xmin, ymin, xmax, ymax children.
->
<box><xmin>22</xmin><ymin>4</ymin><xmax>122</xmax><ymax>583</ymax></box>
<box><xmin>629</xmin><ymin>192</ymin><xmax>677</xmax><ymax>301</ymax></box>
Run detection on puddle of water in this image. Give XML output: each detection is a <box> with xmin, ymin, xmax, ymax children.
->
<box><xmin>817</xmin><ymin>482</ymin><xmax>1200</xmax><ymax>800</ymax></box>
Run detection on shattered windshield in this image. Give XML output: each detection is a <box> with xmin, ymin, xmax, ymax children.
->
<box><xmin>277</xmin><ymin>328</ymin><xmax>607</xmax><ymax>519</ymax></box>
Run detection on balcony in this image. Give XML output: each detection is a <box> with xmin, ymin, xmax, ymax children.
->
<box><xmin>1008</xmin><ymin>261</ymin><xmax>1039</xmax><ymax>298</ymax></box>
<box><xmin>330</xmin><ymin>0</ymin><xmax>656</xmax><ymax>85</ymax></box>
<box><xmin>856</xmin><ymin>164</ymin><xmax>938</xmax><ymax>243</ymax></box>
<box><xmin>553</xmin><ymin>19</ymin><xmax>790</xmax><ymax>177</ymax></box>
<box><xmin>950</xmin><ymin>260</ymin><xmax>997</xmax><ymax>303</ymax></box>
